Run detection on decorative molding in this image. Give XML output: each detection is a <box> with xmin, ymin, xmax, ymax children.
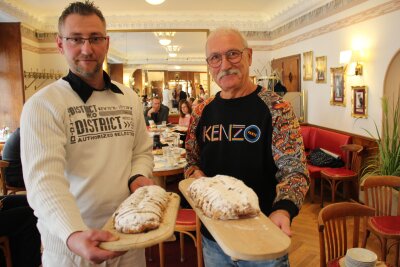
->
<box><xmin>269</xmin><ymin>0</ymin><xmax>400</xmax><ymax>50</ymax></box>
<box><xmin>269</xmin><ymin>0</ymin><xmax>368</xmax><ymax>40</ymax></box>
<box><xmin>15</xmin><ymin>0</ymin><xmax>400</xmax><ymax>55</ymax></box>
<box><xmin>22</xmin><ymin>42</ymin><xmax>58</xmax><ymax>54</ymax></box>
<box><xmin>21</xmin><ymin>24</ymin><xmax>57</xmax><ymax>43</ymax></box>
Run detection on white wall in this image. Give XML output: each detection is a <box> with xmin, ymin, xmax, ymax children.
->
<box><xmin>251</xmin><ymin>5</ymin><xmax>400</xmax><ymax>138</ymax></box>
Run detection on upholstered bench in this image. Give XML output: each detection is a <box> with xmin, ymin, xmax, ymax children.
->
<box><xmin>300</xmin><ymin>126</ymin><xmax>352</xmax><ymax>203</ymax></box>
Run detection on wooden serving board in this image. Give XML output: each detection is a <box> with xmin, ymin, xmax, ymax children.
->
<box><xmin>99</xmin><ymin>192</ymin><xmax>180</xmax><ymax>251</ymax></box>
<box><xmin>179</xmin><ymin>178</ymin><xmax>291</xmax><ymax>261</ymax></box>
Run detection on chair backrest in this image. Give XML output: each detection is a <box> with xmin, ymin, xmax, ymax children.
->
<box><xmin>340</xmin><ymin>144</ymin><xmax>363</xmax><ymax>172</ymax></box>
<box><xmin>361</xmin><ymin>175</ymin><xmax>400</xmax><ymax>216</ymax></box>
<box><xmin>0</xmin><ymin>160</ymin><xmax>10</xmax><ymax>195</ymax></box>
<box><xmin>318</xmin><ymin>202</ymin><xmax>375</xmax><ymax>267</ymax></box>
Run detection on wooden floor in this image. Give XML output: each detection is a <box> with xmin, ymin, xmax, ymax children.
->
<box><xmin>160</xmin><ymin>177</ymin><xmax>398</xmax><ymax>267</ymax></box>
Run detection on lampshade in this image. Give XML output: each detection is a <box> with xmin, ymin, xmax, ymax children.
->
<box><xmin>145</xmin><ymin>0</ymin><xmax>165</xmax><ymax>5</ymax></box>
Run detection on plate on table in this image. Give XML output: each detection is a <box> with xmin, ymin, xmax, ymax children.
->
<box><xmin>178</xmin><ymin>178</ymin><xmax>291</xmax><ymax>261</ymax></box>
<box><xmin>99</xmin><ymin>192</ymin><xmax>180</xmax><ymax>251</ymax></box>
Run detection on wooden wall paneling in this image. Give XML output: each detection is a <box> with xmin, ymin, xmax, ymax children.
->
<box><xmin>133</xmin><ymin>69</ymin><xmax>143</xmax><ymax>95</ymax></box>
<box><xmin>0</xmin><ymin>23</ymin><xmax>25</xmax><ymax>131</ymax></box>
<box><xmin>272</xmin><ymin>54</ymin><xmax>301</xmax><ymax>92</ymax></box>
<box><xmin>109</xmin><ymin>63</ymin><xmax>123</xmax><ymax>84</ymax></box>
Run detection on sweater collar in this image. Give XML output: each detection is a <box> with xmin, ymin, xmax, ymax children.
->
<box><xmin>62</xmin><ymin>70</ymin><xmax>123</xmax><ymax>103</ymax></box>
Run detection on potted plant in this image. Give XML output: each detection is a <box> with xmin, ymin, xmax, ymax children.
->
<box><xmin>361</xmin><ymin>95</ymin><xmax>400</xmax><ymax>179</ymax></box>
<box><xmin>359</xmin><ymin>95</ymin><xmax>400</xmax><ymax>211</ymax></box>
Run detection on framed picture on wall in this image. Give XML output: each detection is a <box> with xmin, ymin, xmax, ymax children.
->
<box><xmin>351</xmin><ymin>86</ymin><xmax>368</xmax><ymax>118</ymax></box>
<box><xmin>330</xmin><ymin>66</ymin><xmax>345</xmax><ymax>106</ymax></box>
<box><xmin>315</xmin><ymin>56</ymin><xmax>327</xmax><ymax>83</ymax></box>
<box><xmin>303</xmin><ymin>51</ymin><xmax>313</xmax><ymax>81</ymax></box>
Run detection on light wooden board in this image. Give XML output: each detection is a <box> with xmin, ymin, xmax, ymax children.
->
<box><xmin>99</xmin><ymin>192</ymin><xmax>180</xmax><ymax>251</ymax></box>
<box><xmin>179</xmin><ymin>178</ymin><xmax>291</xmax><ymax>261</ymax></box>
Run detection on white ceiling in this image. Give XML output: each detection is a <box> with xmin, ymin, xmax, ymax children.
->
<box><xmin>0</xmin><ymin>0</ymin><xmax>331</xmax><ymax>71</ymax></box>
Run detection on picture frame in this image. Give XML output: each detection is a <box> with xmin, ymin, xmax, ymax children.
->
<box><xmin>315</xmin><ymin>56</ymin><xmax>327</xmax><ymax>83</ymax></box>
<box><xmin>330</xmin><ymin>66</ymin><xmax>346</xmax><ymax>106</ymax></box>
<box><xmin>351</xmin><ymin>86</ymin><xmax>368</xmax><ymax>118</ymax></box>
<box><xmin>303</xmin><ymin>51</ymin><xmax>313</xmax><ymax>81</ymax></box>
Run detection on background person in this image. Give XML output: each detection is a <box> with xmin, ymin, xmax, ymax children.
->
<box><xmin>20</xmin><ymin>1</ymin><xmax>154</xmax><ymax>266</ymax></box>
<box><xmin>144</xmin><ymin>96</ymin><xmax>170</xmax><ymax>126</ymax></box>
<box><xmin>0</xmin><ymin>194</ymin><xmax>41</xmax><ymax>267</ymax></box>
<box><xmin>185</xmin><ymin>27</ymin><xmax>309</xmax><ymax>266</ymax></box>
<box><xmin>2</xmin><ymin>128</ymin><xmax>25</xmax><ymax>188</ymax></box>
<box><xmin>178</xmin><ymin>99</ymin><xmax>192</xmax><ymax>128</ymax></box>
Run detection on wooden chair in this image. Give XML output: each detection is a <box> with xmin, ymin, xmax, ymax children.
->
<box><xmin>159</xmin><ymin>209</ymin><xmax>203</xmax><ymax>267</ymax></box>
<box><xmin>361</xmin><ymin>175</ymin><xmax>400</xmax><ymax>266</ymax></box>
<box><xmin>320</xmin><ymin>144</ymin><xmax>363</xmax><ymax>207</ymax></box>
<box><xmin>0</xmin><ymin>160</ymin><xmax>25</xmax><ymax>195</ymax></box>
<box><xmin>318</xmin><ymin>202</ymin><xmax>375</xmax><ymax>267</ymax></box>
<box><xmin>0</xmin><ymin>236</ymin><xmax>12</xmax><ymax>267</ymax></box>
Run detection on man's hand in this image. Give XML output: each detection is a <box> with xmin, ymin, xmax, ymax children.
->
<box><xmin>269</xmin><ymin>210</ymin><xmax>292</xmax><ymax>237</ymax></box>
<box><xmin>66</xmin><ymin>230</ymin><xmax>125</xmax><ymax>264</ymax></box>
<box><xmin>190</xmin><ymin>169</ymin><xmax>206</xmax><ymax>179</ymax></box>
<box><xmin>129</xmin><ymin>176</ymin><xmax>154</xmax><ymax>193</ymax></box>
<box><xmin>147</xmin><ymin>108</ymin><xmax>154</xmax><ymax>117</ymax></box>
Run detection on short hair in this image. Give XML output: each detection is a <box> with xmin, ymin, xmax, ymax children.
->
<box><xmin>152</xmin><ymin>96</ymin><xmax>161</xmax><ymax>102</ymax></box>
<box><xmin>58</xmin><ymin>1</ymin><xmax>106</xmax><ymax>34</ymax></box>
<box><xmin>206</xmin><ymin>27</ymin><xmax>248</xmax><ymax>50</ymax></box>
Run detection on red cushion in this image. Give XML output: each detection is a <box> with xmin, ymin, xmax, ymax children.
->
<box><xmin>370</xmin><ymin>216</ymin><xmax>400</xmax><ymax>235</ymax></box>
<box><xmin>176</xmin><ymin>209</ymin><xmax>196</xmax><ymax>225</ymax></box>
<box><xmin>321</xmin><ymin>168</ymin><xmax>356</xmax><ymax>178</ymax></box>
<box><xmin>327</xmin><ymin>258</ymin><xmax>340</xmax><ymax>267</ymax></box>
<box><xmin>307</xmin><ymin>164</ymin><xmax>326</xmax><ymax>179</ymax></box>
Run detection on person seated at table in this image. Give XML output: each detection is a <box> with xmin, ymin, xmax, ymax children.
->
<box><xmin>188</xmin><ymin>97</ymin><xmax>195</xmax><ymax>107</ymax></box>
<box><xmin>0</xmin><ymin>194</ymin><xmax>41</xmax><ymax>267</ymax></box>
<box><xmin>144</xmin><ymin>96</ymin><xmax>169</xmax><ymax>126</ymax></box>
<box><xmin>191</xmin><ymin>98</ymin><xmax>204</xmax><ymax>110</ymax></box>
<box><xmin>178</xmin><ymin>99</ymin><xmax>192</xmax><ymax>128</ymax></box>
<box><xmin>2</xmin><ymin>128</ymin><xmax>24</xmax><ymax>188</ymax></box>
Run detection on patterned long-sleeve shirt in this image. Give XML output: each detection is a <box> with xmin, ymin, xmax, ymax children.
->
<box><xmin>185</xmin><ymin>86</ymin><xmax>309</xmax><ymax>240</ymax></box>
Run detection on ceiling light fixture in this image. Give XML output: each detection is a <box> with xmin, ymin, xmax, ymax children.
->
<box><xmin>165</xmin><ymin>45</ymin><xmax>181</xmax><ymax>57</ymax></box>
<box><xmin>154</xmin><ymin>32</ymin><xmax>175</xmax><ymax>46</ymax></box>
<box><xmin>145</xmin><ymin>0</ymin><xmax>165</xmax><ymax>5</ymax></box>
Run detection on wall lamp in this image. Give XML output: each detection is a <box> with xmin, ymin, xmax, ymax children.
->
<box><xmin>339</xmin><ymin>50</ymin><xmax>364</xmax><ymax>76</ymax></box>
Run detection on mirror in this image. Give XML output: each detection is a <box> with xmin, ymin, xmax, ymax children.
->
<box><xmin>106</xmin><ymin>30</ymin><xmax>209</xmax><ymax>99</ymax></box>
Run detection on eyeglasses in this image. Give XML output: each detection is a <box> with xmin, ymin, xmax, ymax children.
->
<box><xmin>61</xmin><ymin>36</ymin><xmax>108</xmax><ymax>47</ymax></box>
<box><xmin>206</xmin><ymin>48</ymin><xmax>248</xmax><ymax>67</ymax></box>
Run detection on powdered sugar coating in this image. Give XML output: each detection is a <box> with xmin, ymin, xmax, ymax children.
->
<box><xmin>188</xmin><ymin>175</ymin><xmax>260</xmax><ymax>220</ymax></box>
<box><xmin>113</xmin><ymin>185</ymin><xmax>169</xmax><ymax>234</ymax></box>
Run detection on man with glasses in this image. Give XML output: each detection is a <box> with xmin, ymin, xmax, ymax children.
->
<box><xmin>185</xmin><ymin>27</ymin><xmax>309</xmax><ymax>266</ymax></box>
<box><xmin>20</xmin><ymin>1</ymin><xmax>154</xmax><ymax>266</ymax></box>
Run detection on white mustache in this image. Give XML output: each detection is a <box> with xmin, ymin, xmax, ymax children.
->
<box><xmin>217</xmin><ymin>69</ymin><xmax>241</xmax><ymax>80</ymax></box>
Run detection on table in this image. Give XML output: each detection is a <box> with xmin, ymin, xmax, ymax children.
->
<box><xmin>152</xmin><ymin>154</ymin><xmax>186</xmax><ymax>189</ymax></box>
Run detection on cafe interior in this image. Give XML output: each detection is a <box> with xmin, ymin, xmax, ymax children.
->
<box><xmin>0</xmin><ymin>0</ymin><xmax>399</xmax><ymax>266</ymax></box>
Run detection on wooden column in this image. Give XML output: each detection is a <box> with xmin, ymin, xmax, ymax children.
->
<box><xmin>109</xmin><ymin>63</ymin><xmax>123</xmax><ymax>84</ymax></box>
<box><xmin>0</xmin><ymin>23</ymin><xmax>24</xmax><ymax>131</ymax></box>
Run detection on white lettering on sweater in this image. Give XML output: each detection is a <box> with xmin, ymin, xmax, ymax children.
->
<box><xmin>68</xmin><ymin>104</ymin><xmax>134</xmax><ymax>144</ymax></box>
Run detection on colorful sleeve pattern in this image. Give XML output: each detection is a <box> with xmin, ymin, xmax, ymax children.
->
<box><xmin>258</xmin><ymin>90</ymin><xmax>310</xmax><ymax>210</ymax></box>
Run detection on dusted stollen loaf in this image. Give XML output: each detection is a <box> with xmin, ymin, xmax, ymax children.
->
<box><xmin>188</xmin><ymin>175</ymin><xmax>260</xmax><ymax>220</ymax></box>
<box><xmin>113</xmin><ymin>185</ymin><xmax>169</xmax><ymax>234</ymax></box>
